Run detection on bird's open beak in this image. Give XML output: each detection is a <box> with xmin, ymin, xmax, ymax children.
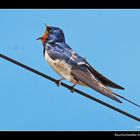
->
<box><xmin>37</xmin><ymin>24</ymin><xmax>49</xmax><ymax>43</ymax></box>
<box><xmin>36</xmin><ymin>32</ymin><xmax>49</xmax><ymax>43</ymax></box>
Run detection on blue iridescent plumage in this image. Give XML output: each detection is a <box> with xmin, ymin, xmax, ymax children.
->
<box><xmin>43</xmin><ymin>26</ymin><xmax>84</xmax><ymax>65</ymax></box>
<box><xmin>44</xmin><ymin>42</ymin><xmax>84</xmax><ymax>65</ymax></box>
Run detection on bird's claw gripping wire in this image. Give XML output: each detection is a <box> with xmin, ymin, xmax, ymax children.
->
<box><xmin>69</xmin><ymin>84</ymin><xmax>76</xmax><ymax>93</ymax></box>
<box><xmin>55</xmin><ymin>78</ymin><xmax>65</xmax><ymax>87</ymax></box>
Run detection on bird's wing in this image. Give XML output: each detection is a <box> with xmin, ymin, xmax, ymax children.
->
<box><xmin>46</xmin><ymin>43</ymin><xmax>74</xmax><ymax>61</ymax></box>
<box><xmin>84</xmin><ymin>61</ymin><xmax>125</xmax><ymax>90</ymax></box>
<box><xmin>46</xmin><ymin>44</ymin><xmax>122</xmax><ymax>103</ymax></box>
<box><xmin>46</xmin><ymin>43</ymin><xmax>85</xmax><ymax>67</ymax></box>
<box><xmin>71</xmin><ymin>64</ymin><xmax>122</xmax><ymax>103</ymax></box>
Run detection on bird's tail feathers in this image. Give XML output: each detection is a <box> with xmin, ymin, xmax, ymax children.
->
<box><xmin>113</xmin><ymin>92</ymin><xmax>140</xmax><ymax>108</ymax></box>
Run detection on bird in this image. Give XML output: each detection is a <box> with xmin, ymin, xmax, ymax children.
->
<box><xmin>37</xmin><ymin>24</ymin><xmax>140</xmax><ymax>106</ymax></box>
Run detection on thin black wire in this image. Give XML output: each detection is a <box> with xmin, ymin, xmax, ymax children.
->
<box><xmin>0</xmin><ymin>53</ymin><xmax>140</xmax><ymax>122</ymax></box>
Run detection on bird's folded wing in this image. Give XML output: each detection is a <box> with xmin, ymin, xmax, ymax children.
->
<box><xmin>85</xmin><ymin>61</ymin><xmax>125</xmax><ymax>90</ymax></box>
<box><xmin>71</xmin><ymin>68</ymin><xmax>122</xmax><ymax>103</ymax></box>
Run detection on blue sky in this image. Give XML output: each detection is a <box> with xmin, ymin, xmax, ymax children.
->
<box><xmin>0</xmin><ymin>9</ymin><xmax>140</xmax><ymax>130</ymax></box>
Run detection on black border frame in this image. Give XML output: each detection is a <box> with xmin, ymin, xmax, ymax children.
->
<box><xmin>0</xmin><ymin>0</ymin><xmax>140</xmax><ymax>138</ymax></box>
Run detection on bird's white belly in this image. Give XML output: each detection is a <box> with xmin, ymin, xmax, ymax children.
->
<box><xmin>44</xmin><ymin>51</ymin><xmax>77</xmax><ymax>84</ymax></box>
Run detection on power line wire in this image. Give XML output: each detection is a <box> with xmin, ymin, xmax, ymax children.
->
<box><xmin>0</xmin><ymin>53</ymin><xmax>140</xmax><ymax>122</ymax></box>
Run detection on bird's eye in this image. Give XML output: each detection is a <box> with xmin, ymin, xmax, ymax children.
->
<box><xmin>47</xmin><ymin>27</ymin><xmax>52</xmax><ymax>33</ymax></box>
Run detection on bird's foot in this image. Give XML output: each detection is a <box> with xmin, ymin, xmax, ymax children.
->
<box><xmin>55</xmin><ymin>78</ymin><xmax>65</xmax><ymax>87</ymax></box>
<box><xmin>69</xmin><ymin>84</ymin><xmax>76</xmax><ymax>93</ymax></box>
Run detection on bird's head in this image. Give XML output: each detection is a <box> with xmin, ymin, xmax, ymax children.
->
<box><xmin>37</xmin><ymin>24</ymin><xmax>65</xmax><ymax>44</ymax></box>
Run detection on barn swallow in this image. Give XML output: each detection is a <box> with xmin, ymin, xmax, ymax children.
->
<box><xmin>37</xmin><ymin>25</ymin><xmax>125</xmax><ymax>103</ymax></box>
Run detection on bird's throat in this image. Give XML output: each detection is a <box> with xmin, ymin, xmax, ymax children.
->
<box><xmin>41</xmin><ymin>33</ymin><xmax>49</xmax><ymax>43</ymax></box>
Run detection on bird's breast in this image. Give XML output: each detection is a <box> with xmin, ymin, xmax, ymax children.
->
<box><xmin>44</xmin><ymin>50</ymin><xmax>76</xmax><ymax>83</ymax></box>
